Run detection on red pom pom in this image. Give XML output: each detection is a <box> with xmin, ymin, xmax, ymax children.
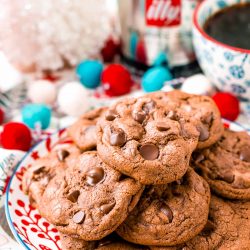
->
<box><xmin>0</xmin><ymin>108</ymin><xmax>4</xmax><ymax>125</ymax></box>
<box><xmin>101</xmin><ymin>37</ymin><xmax>120</xmax><ymax>63</ymax></box>
<box><xmin>101</xmin><ymin>64</ymin><xmax>133</xmax><ymax>97</ymax></box>
<box><xmin>0</xmin><ymin>122</ymin><xmax>32</xmax><ymax>151</ymax></box>
<box><xmin>212</xmin><ymin>92</ymin><xmax>240</xmax><ymax>121</ymax></box>
<box><xmin>136</xmin><ymin>39</ymin><xmax>147</xmax><ymax>64</ymax></box>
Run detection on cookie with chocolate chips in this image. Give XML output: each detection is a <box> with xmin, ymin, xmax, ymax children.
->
<box><xmin>67</xmin><ymin>107</ymin><xmax>107</xmax><ymax>150</ymax></box>
<box><xmin>22</xmin><ymin>144</ymin><xmax>81</xmax><ymax>207</ymax></box>
<box><xmin>39</xmin><ymin>151</ymin><xmax>143</xmax><ymax>241</ymax></box>
<box><xmin>96</xmin><ymin>95</ymin><xmax>199</xmax><ymax>184</ymax></box>
<box><xmin>60</xmin><ymin>233</ymin><xmax>96</xmax><ymax>250</ymax></box>
<box><xmin>116</xmin><ymin>168</ymin><xmax>210</xmax><ymax>246</ymax></box>
<box><xmin>148</xmin><ymin>91</ymin><xmax>224</xmax><ymax>149</ymax></box>
<box><xmin>60</xmin><ymin>232</ymin><xmax>148</xmax><ymax>250</ymax></box>
<box><xmin>193</xmin><ymin>129</ymin><xmax>250</xmax><ymax>200</ymax></box>
<box><xmin>149</xmin><ymin>196</ymin><xmax>250</xmax><ymax>250</ymax></box>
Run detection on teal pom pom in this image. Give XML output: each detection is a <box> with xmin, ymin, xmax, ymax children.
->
<box><xmin>153</xmin><ymin>52</ymin><xmax>168</xmax><ymax>67</ymax></box>
<box><xmin>22</xmin><ymin>104</ymin><xmax>51</xmax><ymax>129</ymax></box>
<box><xmin>141</xmin><ymin>66</ymin><xmax>173</xmax><ymax>92</ymax></box>
<box><xmin>129</xmin><ymin>31</ymin><xmax>138</xmax><ymax>59</ymax></box>
<box><xmin>76</xmin><ymin>60</ymin><xmax>103</xmax><ymax>89</ymax></box>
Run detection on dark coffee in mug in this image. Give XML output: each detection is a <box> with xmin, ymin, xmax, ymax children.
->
<box><xmin>204</xmin><ymin>3</ymin><xmax>250</xmax><ymax>50</ymax></box>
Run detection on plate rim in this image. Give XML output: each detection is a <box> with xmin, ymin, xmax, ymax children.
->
<box><xmin>4</xmin><ymin>131</ymin><xmax>61</xmax><ymax>250</ymax></box>
<box><xmin>4</xmin><ymin>120</ymin><xmax>248</xmax><ymax>249</ymax></box>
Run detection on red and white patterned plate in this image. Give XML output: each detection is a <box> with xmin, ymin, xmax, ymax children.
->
<box><xmin>4</xmin><ymin>121</ymin><xmax>248</xmax><ymax>250</ymax></box>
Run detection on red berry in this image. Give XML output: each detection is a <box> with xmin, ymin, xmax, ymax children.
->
<box><xmin>101</xmin><ymin>37</ymin><xmax>120</xmax><ymax>63</ymax></box>
<box><xmin>101</xmin><ymin>64</ymin><xmax>133</xmax><ymax>97</ymax></box>
<box><xmin>212</xmin><ymin>92</ymin><xmax>240</xmax><ymax>121</ymax></box>
<box><xmin>0</xmin><ymin>122</ymin><xmax>32</xmax><ymax>151</ymax></box>
<box><xmin>0</xmin><ymin>108</ymin><xmax>4</xmax><ymax>124</ymax></box>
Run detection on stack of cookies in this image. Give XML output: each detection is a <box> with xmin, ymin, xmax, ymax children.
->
<box><xmin>22</xmin><ymin>90</ymin><xmax>250</xmax><ymax>250</ymax></box>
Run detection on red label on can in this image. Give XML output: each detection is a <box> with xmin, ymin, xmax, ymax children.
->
<box><xmin>146</xmin><ymin>0</ymin><xmax>181</xmax><ymax>27</ymax></box>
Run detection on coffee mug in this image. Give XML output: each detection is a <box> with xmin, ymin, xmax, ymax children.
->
<box><xmin>193</xmin><ymin>0</ymin><xmax>250</xmax><ymax>101</ymax></box>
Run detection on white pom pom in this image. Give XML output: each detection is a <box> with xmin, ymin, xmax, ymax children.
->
<box><xmin>181</xmin><ymin>74</ymin><xmax>215</xmax><ymax>96</ymax></box>
<box><xmin>161</xmin><ymin>85</ymin><xmax>174</xmax><ymax>92</ymax></box>
<box><xmin>28</xmin><ymin>80</ymin><xmax>57</xmax><ymax>105</ymax></box>
<box><xmin>57</xmin><ymin>82</ymin><xmax>89</xmax><ymax>116</ymax></box>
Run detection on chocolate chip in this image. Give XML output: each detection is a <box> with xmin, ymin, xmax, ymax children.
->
<box><xmin>139</xmin><ymin>144</ymin><xmax>159</xmax><ymax>160</ymax></box>
<box><xmin>194</xmin><ymin>181</ymin><xmax>205</xmax><ymax>194</ymax></box>
<box><xmin>67</xmin><ymin>190</ymin><xmax>80</xmax><ymax>203</ymax></box>
<box><xmin>218</xmin><ymin>172</ymin><xmax>235</xmax><ymax>184</ymax></box>
<box><xmin>182</xmin><ymin>105</ymin><xmax>192</xmax><ymax>112</ymax></box>
<box><xmin>175</xmin><ymin>178</ymin><xmax>184</xmax><ymax>185</ymax></box>
<box><xmin>83</xmin><ymin>125</ymin><xmax>96</xmax><ymax>135</ymax></box>
<box><xmin>156</xmin><ymin>122</ymin><xmax>170</xmax><ymax>132</ymax></box>
<box><xmin>180</xmin><ymin>247</ymin><xmax>190</xmax><ymax>250</ymax></box>
<box><xmin>142</xmin><ymin>100</ymin><xmax>156</xmax><ymax>114</ymax></box>
<box><xmin>193</xmin><ymin>153</ymin><xmax>205</xmax><ymax>163</ymax></box>
<box><xmin>160</xmin><ymin>203</ymin><xmax>173</xmax><ymax>223</ymax></box>
<box><xmin>133</xmin><ymin>111</ymin><xmax>146</xmax><ymax>124</ymax></box>
<box><xmin>98</xmin><ymin>239</ymin><xmax>113</xmax><ymax>247</ymax></box>
<box><xmin>208</xmin><ymin>172</ymin><xmax>218</xmax><ymax>180</ymax></box>
<box><xmin>73</xmin><ymin>211</ymin><xmax>85</xmax><ymax>224</ymax></box>
<box><xmin>167</xmin><ymin>110</ymin><xmax>179</xmax><ymax>121</ymax></box>
<box><xmin>100</xmin><ymin>201</ymin><xmax>116</xmax><ymax>214</ymax></box>
<box><xmin>202</xmin><ymin>113</ymin><xmax>213</xmax><ymax>125</ymax></box>
<box><xmin>57</xmin><ymin>150</ymin><xmax>70</xmax><ymax>162</ymax></box>
<box><xmin>105</xmin><ymin>110</ymin><xmax>118</xmax><ymax>121</ymax></box>
<box><xmin>179</xmin><ymin>122</ymin><xmax>190</xmax><ymax>138</ymax></box>
<box><xmin>86</xmin><ymin>167</ymin><xmax>105</xmax><ymax>186</ymax></box>
<box><xmin>40</xmin><ymin>175</ymin><xmax>50</xmax><ymax>186</ymax></box>
<box><xmin>110</xmin><ymin>129</ymin><xmax>126</xmax><ymax>146</ymax></box>
<box><xmin>240</xmin><ymin>147</ymin><xmax>250</xmax><ymax>162</ymax></box>
<box><xmin>33</xmin><ymin>166</ymin><xmax>46</xmax><ymax>175</ymax></box>
<box><xmin>196</xmin><ymin>124</ymin><xmax>210</xmax><ymax>141</ymax></box>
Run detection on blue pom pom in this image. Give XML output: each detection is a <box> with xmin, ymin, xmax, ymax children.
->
<box><xmin>153</xmin><ymin>52</ymin><xmax>168</xmax><ymax>67</ymax></box>
<box><xmin>129</xmin><ymin>31</ymin><xmax>138</xmax><ymax>59</ymax></box>
<box><xmin>76</xmin><ymin>60</ymin><xmax>103</xmax><ymax>89</ymax></box>
<box><xmin>22</xmin><ymin>104</ymin><xmax>51</xmax><ymax>130</ymax></box>
<box><xmin>141</xmin><ymin>66</ymin><xmax>173</xmax><ymax>92</ymax></box>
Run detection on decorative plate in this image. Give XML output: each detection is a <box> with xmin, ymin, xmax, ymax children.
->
<box><xmin>5</xmin><ymin>121</ymin><xmax>248</xmax><ymax>250</ymax></box>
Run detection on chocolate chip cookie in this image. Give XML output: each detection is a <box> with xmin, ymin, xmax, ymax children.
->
<box><xmin>60</xmin><ymin>232</ymin><xmax>148</xmax><ymax>250</ymax></box>
<box><xmin>96</xmin><ymin>95</ymin><xmax>199</xmax><ymax>184</ymax></box>
<box><xmin>148</xmin><ymin>91</ymin><xmax>224</xmax><ymax>149</ymax></box>
<box><xmin>60</xmin><ymin>233</ymin><xmax>96</xmax><ymax>250</ymax></box>
<box><xmin>150</xmin><ymin>196</ymin><xmax>250</xmax><ymax>250</ymax></box>
<box><xmin>39</xmin><ymin>151</ymin><xmax>144</xmax><ymax>241</ymax></box>
<box><xmin>193</xmin><ymin>129</ymin><xmax>250</xmax><ymax>200</ymax></box>
<box><xmin>22</xmin><ymin>144</ymin><xmax>81</xmax><ymax>207</ymax></box>
<box><xmin>67</xmin><ymin>107</ymin><xmax>107</xmax><ymax>150</ymax></box>
<box><xmin>116</xmin><ymin>168</ymin><xmax>210</xmax><ymax>246</ymax></box>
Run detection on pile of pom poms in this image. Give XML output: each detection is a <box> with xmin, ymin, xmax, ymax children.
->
<box><xmin>0</xmin><ymin>64</ymin><xmax>242</xmax><ymax>153</ymax></box>
<box><xmin>76</xmin><ymin>60</ymin><xmax>134</xmax><ymax>97</ymax></box>
<box><xmin>180</xmin><ymin>75</ymin><xmax>240</xmax><ymax>121</ymax></box>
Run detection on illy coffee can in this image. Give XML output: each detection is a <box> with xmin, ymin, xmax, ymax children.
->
<box><xmin>118</xmin><ymin>0</ymin><xmax>201</xmax><ymax>75</ymax></box>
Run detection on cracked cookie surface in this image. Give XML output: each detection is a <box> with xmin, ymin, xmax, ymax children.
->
<box><xmin>96</xmin><ymin>95</ymin><xmax>199</xmax><ymax>184</ymax></box>
<box><xmin>60</xmin><ymin>232</ymin><xmax>148</xmax><ymax>250</ymax></box>
<box><xmin>116</xmin><ymin>168</ymin><xmax>210</xmax><ymax>246</ymax></box>
<box><xmin>192</xmin><ymin>129</ymin><xmax>250</xmax><ymax>199</ymax></box>
<box><xmin>67</xmin><ymin>107</ymin><xmax>107</xmax><ymax>150</ymax></box>
<box><xmin>150</xmin><ymin>196</ymin><xmax>250</xmax><ymax>250</ymax></box>
<box><xmin>147</xmin><ymin>91</ymin><xmax>223</xmax><ymax>149</ymax></box>
<box><xmin>39</xmin><ymin>151</ymin><xmax>144</xmax><ymax>241</ymax></box>
<box><xmin>22</xmin><ymin>144</ymin><xmax>81</xmax><ymax>207</ymax></box>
